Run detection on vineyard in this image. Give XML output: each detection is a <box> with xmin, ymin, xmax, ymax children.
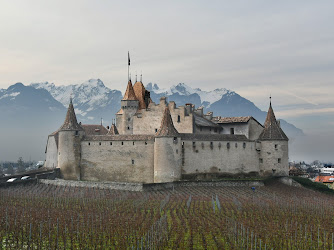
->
<box><xmin>1</xmin><ymin>180</ymin><xmax>334</xmax><ymax>249</ymax></box>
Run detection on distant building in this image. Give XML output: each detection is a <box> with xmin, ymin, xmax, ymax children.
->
<box><xmin>44</xmin><ymin>78</ymin><xmax>289</xmax><ymax>183</ymax></box>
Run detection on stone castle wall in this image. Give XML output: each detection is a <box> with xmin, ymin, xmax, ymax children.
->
<box><xmin>45</xmin><ymin>135</ymin><xmax>58</xmax><ymax>169</ymax></box>
<box><xmin>132</xmin><ymin>102</ymin><xmax>193</xmax><ymax>135</ymax></box>
<box><xmin>80</xmin><ymin>139</ymin><xmax>155</xmax><ymax>183</ymax></box>
<box><xmin>181</xmin><ymin>140</ymin><xmax>259</xmax><ymax>176</ymax></box>
<box><xmin>259</xmin><ymin>140</ymin><xmax>289</xmax><ymax>176</ymax></box>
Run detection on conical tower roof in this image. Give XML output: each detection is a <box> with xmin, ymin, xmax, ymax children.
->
<box><xmin>123</xmin><ymin>80</ymin><xmax>137</xmax><ymax>100</ymax></box>
<box><xmin>156</xmin><ymin>107</ymin><xmax>179</xmax><ymax>137</ymax></box>
<box><xmin>133</xmin><ymin>81</ymin><xmax>147</xmax><ymax>109</ymax></box>
<box><xmin>107</xmin><ymin>123</ymin><xmax>119</xmax><ymax>135</ymax></box>
<box><xmin>59</xmin><ymin>98</ymin><xmax>83</xmax><ymax>131</ymax></box>
<box><xmin>259</xmin><ymin>101</ymin><xmax>288</xmax><ymax>141</ymax></box>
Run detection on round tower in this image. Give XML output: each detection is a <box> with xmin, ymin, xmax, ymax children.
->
<box><xmin>258</xmin><ymin>99</ymin><xmax>289</xmax><ymax>176</ymax></box>
<box><xmin>154</xmin><ymin>107</ymin><xmax>182</xmax><ymax>183</ymax></box>
<box><xmin>57</xmin><ymin>99</ymin><xmax>84</xmax><ymax>180</ymax></box>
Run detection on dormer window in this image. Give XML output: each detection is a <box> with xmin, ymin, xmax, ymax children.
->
<box><xmin>177</xmin><ymin>115</ymin><xmax>181</xmax><ymax>123</ymax></box>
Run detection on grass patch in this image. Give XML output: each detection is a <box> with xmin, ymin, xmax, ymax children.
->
<box><xmin>291</xmin><ymin>176</ymin><xmax>334</xmax><ymax>195</ymax></box>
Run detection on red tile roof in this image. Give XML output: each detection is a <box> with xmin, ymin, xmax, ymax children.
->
<box><xmin>314</xmin><ymin>176</ymin><xmax>334</xmax><ymax>183</ymax></box>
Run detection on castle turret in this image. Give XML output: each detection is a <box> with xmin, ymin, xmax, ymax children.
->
<box><xmin>116</xmin><ymin>80</ymin><xmax>139</xmax><ymax>134</ymax></box>
<box><xmin>57</xmin><ymin>98</ymin><xmax>84</xmax><ymax>180</ymax></box>
<box><xmin>107</xmin><ymin>123</ymin><xmax>119</xmax><ymax>135</ymax></box>
<box><xmin>258</xmin><ymin>99</ymin><xmax>289</xmax><ymax>176</ymax></box>
<box><xmin>154</xmin><ymin>107</ymin><xmax>182</xmax><ymax>183</ymax></box>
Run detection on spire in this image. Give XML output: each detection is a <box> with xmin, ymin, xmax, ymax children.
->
<box><xmin>156</xmin><ymin>106</ymin><xmax>179</xmax><ymax>137</ymax></box>
<box><xmin>123</xmin><ymin>80</ymin><xmax>137</xmax><ymax>100</ymax></box>
<box><xmin>259</xmin><ymin>99</ymin><xmax>288</xmax><ymax>140</ymax></box>
<box><xmin>59</xmin><ymin>99</ymin><xmax>83</xmax><ymax>131</ymax></box>
<box><xmin>107</xmin><ymin>123</ymin><xmax>119</xmax><ymax>135</ymax></box>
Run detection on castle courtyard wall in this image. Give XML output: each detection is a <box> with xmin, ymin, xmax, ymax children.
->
<box><xmin>181</xmin><ymin>140</ymin><xmax>259</xmax><ymax>176</ymax></box>
<box><xmin>80</xmin><ymin>139</ymin><xmax>155</xmax><ymax>183</ymax></box>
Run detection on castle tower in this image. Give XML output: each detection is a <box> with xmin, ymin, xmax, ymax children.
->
<box><xmin>57</xmin><ymin>98</ymin><xmax>84</xmax><ymax>180</ymax></box>
<box><xmin>116</xmin><ymin>80</ymin><xmax>139</xmax><ymax>134</ymax></box>
<box><xmin>258</xmin><ymin>99</ymin><xmax>289</xmax><ymax>176</ymax></box>
<box><xmin>154</xmin><ymin>106</ymin><xmax>182</xmax><ymax>183</ymax></box>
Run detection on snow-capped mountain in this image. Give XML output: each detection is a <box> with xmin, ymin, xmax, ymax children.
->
<box><xmin>146</xmin><ymin>82</ymin><xmax>229</xmax><ymax>108</ymax></box>
<box><xmin>31</xmin><ymin>79</ymin><xmax>122</xmax><ymax>123</ymax></box>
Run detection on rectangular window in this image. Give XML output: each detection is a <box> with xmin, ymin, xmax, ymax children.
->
<box><xmin>88</xmin><ymin>142</ymin><xmax>90</xmax><ymax>146</ymax></box>
<box><xmin>99</xmin><ymin>142</ymin><xmax>101</xmax><ymax>145</ymax></box>
<box><xmin>155</xmin><ymin>129</ymin><xmax>158</xmax><ymax>133</ymax></box>
<box><xmin>121</xmin><ymin>142</ymin><xmax>124</xmax><ymax>145</ymax></box>
<box><xmin>278</xmin><ymin>158</ymin><xmax>281</xmax><ymax>163</ymax></box>
<box><xmin>275</xmin><ymin>144</ymin><xmax>278</xmax><ymax>149</ymax></box>
<box><xmin>110</xmin><ymin>142</ymin><xmax>112</xmax><ymax>145</ymax></box>
<box><xmin>227</xmin><ymin>142</ymin><xmax>230</xmax><ymax>149</ymax></box>
<box><xmin>132</xmin><ymin>160</ymin><xmax>134</xmax><ymax>165</ymax></box>
<box><xmin>259</xmin><ymin>158</ymin><xmax>263</xmax><ymax>163</ymax></box>
<box><xmin>243</xmin><ymin>142</ymin><xmax>246</xmax><ymax>148</ymax></box>
<box><xmin>230</xmin><ymin>128</ymin><xmax>234</xmax><ymax>134</ymax></box>
<box><xmin>192</xmin><ymin>142</ymin><xmax>196</xmax><ymax>147</ymax></box>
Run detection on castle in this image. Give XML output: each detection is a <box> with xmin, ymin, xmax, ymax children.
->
<box><xmin>44</xmin><ymin>79</ymin><xmax>289</xmax><ymax>183</ymax></box>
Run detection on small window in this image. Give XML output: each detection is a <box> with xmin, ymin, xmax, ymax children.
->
<box><xmin>110</xmin><ymin>142</ymin><xmax>112</xmax><ymax>145</ymax></box>
<box><xmin>75</xmin><ymin>131</ymin><xmax>79</xmax><ymax>136</ymax></box>
<box><xmin>155</xmin><ymin>129</ymin><xmax>158</xmax><ymax>133</ymax></box>
<box><xmin>201</xmin><ymin>142</ymin><xmax>204</xmax><ymax>149</ymax></box>
<box><xmin>192</xmin><ymin>142</ymin><xmax>196</xmax><ymax>147</ymax></box>
<box><xmin>230</xmin><ymin>128</ymin><xmax>234</xmax><ymax>134</ymax></box>
<box><xmin>176</xmin><ymin>149</ymin><xmax>178</xmax><ymax>154</ymax></box>
<box><xmin>243</xmin><ymin>142</ymin><xmax>246</xmax><ymax>148</ymax></box>
<box><xmin>128</xmin><ymin>118</ymin><xmax>130</xmax><ymax>121</ymax></box>
<box><xmin>127</xmin><ymin>126</ymin><xmax>130</xmax><ymax>130</ymax></box>
<box><xmin>210</xmin><ymin>142</ymin><xmax>213</xmax><ymax>148</ymax></box>
<box><xmin>275</xmin><ymin>144</ymin><xmax>278</xmax><ymax>149</ymax></box>
<box><xmin>133</xmin><ymin>142</ymin><xmax>135</xmax><ymax>145</ymax></box>
<box><xmin>99</xmin><ymin>142</ymin><xmax>101</xmax><ymax>146</ymax></box>
<box><xmin>218</xmin><ymin>142</ymin><xmax>221</xmax><ymax>148</ymax></box>
<box><xmin>235</xmin><ymin>143</ymin><xmax>238</xmax><ymax>148</ymax></box>
<box><xmin>121</xmin><ymin>142</ymin><xmax>124</xmax><ymax>145</ymax></box>
<box><xmin>177</xmin><ymin>115</ymin><xmax>181</xmax><ymax>123</ymax></box>
<box><xmin>132</xmin><ymin>160</ymin><xmax>134</xmax><ymax>165</ymax></box>
<box><xmin>173</xmin><ymin>137</ymin><xmax>178</xmax><ymax>143</ymax></box>
<box><xmin>145</xmin><ymin>141</ymin><xmax>147</xmax><ymax>145</ymax></box>
<box><xmin>214</xmin><ymin>128</ymin><xmax>217</xmax><ymax>133</ymax></box>
<box><xmin>278</xmin><ymin>158</ymin><xmax>281</xmax><ymax>163</ymax></box>
<box><xmin>227</xmin><ymin>142</ymin><xmax>230</xmax><ymax>149</ymax></box>
<box><xmin>259</xmin><ymin>158</ymin><xmax>263</xmax><ymax>163</ymax></box>
<box><xmin>88</xmin><ymin>142</ymin><xmax>90</xmax><ymax>146</ymax></box>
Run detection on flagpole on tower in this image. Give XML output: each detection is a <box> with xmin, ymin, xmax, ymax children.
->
<box><xmin>128</xmin><ymin>51</ymin><xmax>130</xmax><ymax>81</ymax></box>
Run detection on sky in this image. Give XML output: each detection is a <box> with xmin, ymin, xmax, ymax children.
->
<box><xmin>0</xmin><ymin>0</ymin><xmax>334</xmax><ymax>162</ymax></box>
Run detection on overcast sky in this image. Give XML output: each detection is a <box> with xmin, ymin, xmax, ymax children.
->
<box><xmin>1</xmin><ymin>1</ymin><xmax>334</xmax><ymax>162</ymax></box>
